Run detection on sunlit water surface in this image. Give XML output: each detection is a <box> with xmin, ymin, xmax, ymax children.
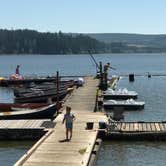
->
<box><xmin>0</xmin><ymin>53</ymin><xmax>166</xmax><ymax>165</ymax></box>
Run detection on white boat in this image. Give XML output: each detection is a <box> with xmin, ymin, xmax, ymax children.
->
<box><xmin>103</xmin><ymin>88</ymin><xmax>138</xmax><ymax>100</ymax></box>
<box><xmin>103</xmin><ymin>99</ymin><xmax>145</xmax><ymax>110</ymax></box>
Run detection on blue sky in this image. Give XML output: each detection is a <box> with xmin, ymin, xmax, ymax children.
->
<box><xmin>0</xmin><ymin>0</ymin><xmax>166</xmax><ymax>34</ymax></box>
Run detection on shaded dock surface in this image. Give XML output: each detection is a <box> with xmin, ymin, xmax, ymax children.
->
<box><xmin>15</xmin><ymin>77</ymin><xmax>107</xmax><ymax>166</ymax></box>
<box><xmin>0</xmin><ymin>119</ymin><xmax>54</xmax><ymax>140</ymax></box>
<box><xmin>0</xmin><ymin>119</ymin><xmax>51</xmax><ymax>129</ymax></box>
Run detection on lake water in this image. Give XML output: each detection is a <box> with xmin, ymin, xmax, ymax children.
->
<box><xmin>0</xmin><ymin>141</ymin><xmax>35</xmax><ymax>166</ymax></box>
<box><xmin>0</xmin><ymin>53</ymin><xmax>166</xmax><ymax>165</ymax></box>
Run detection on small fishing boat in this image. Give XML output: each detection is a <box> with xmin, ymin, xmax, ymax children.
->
<box><xmin>103</xmin><ymin>88</ymin><xmax>138</xmax><ymax>100</ymax></box>
<box><xmin>0</xmin><ymin>103</ymin><xmax>57</xmax><ymax>120</ymax></box>
<box><xmin>14</xmin><ymin>80</ymin><xmax>75</xmax><ymax>103</ymax></box>
<box><xmin>14</xmin><ymin>89</ymin><xmax>68</xmax><ymax>103</ymax></box>
<box><xmin>14</xmin><ymin>80</ymin><xmax>74</xmax><ymax>94</ymax></box>
<box><xmin>0</xmin><ymin>76</ymin><xmax>57</xmax><ymax>87</ymax></box>
<box><xmin>0</xmin><ymin>103</ymin><xmax>49</xmax><ymax>112</ymax></box>
<box><xmin>103</xmin><ymin>99</ymin><xmax>145</xmax><ymax>110</ymax></box>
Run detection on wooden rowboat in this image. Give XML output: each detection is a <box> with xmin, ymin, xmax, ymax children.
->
<box><xmin>0</xmin><ymin>103</ymin><xmax>49</xmax><ymax>112</ymax></box>
<box><xmin>0</xmin><ymin>103</ymin><xmax>57</xmax><ymax>120</ymax></box>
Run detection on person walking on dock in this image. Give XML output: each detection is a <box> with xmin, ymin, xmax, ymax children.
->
<box><xmin>62</xmin><ymin>106</ymin><xmax>75</xmax><ymax>141</ymax></box>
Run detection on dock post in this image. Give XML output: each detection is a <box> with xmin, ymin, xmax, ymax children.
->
<box><xmin>94</xmin><ymin>89</ymin><xmax>99</xmax><ymax>112</ymax></box>
<box><xmin>103</xmin><ymin>71</ymin><xmax>108</xmax><ymax>90</ymax></box>
<box><xmin>129</xmin><ymin>74</ymin><xmax>134</xmax><ymax>82</ymax></box>
<box><xmin>56</xmin><ymin>71</ymin><xmax>60</xmax><ymax>112</ymax></box>
<box><xmin>148</xmin><ymin>72</ymin><xmax>151</xmax><ymax>78</ymax></box>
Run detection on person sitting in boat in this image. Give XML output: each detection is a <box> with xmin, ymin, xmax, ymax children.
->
<box><xmin>10</xmin><ymin>65</ymin><xmax>23</xmax><ymax>80</ymax></box>
<box><xmin>10</xmin><ymin>74</ymin><xmax>23</xmax><ymax>80</ymax></box>
<box><xmin>16</xmin><ymin>65</ymin><xmax>20</xmax><ymax>75</ymax></box>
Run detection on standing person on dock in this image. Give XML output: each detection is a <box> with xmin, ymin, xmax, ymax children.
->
<box><xmin>62</xmin><ymin>106</ymin><xmax>76</xmax><ymax>141</ymax></box>
<box><xmin>15</xmin><ymin>65</ymin><xmax>20</xmax><ymax>75</ymax></box>
<box><xmin>104</xmin><ymin>62</ymin><xmax>110</xmax><ymax>73</ymax></box>
<box><xmin>103</xmin><ymin>62</ymin><xmax>110</xmax><ymax>90</ymax></box>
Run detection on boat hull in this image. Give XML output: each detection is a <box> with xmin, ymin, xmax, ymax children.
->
<box><xmin>103</xmin><ymin>103</ymin><xmax>145</xmax><ymax>110</ymax></box>
<box><xmin>0</xmin><ymin>104</ymin><xmax>57</xmax><ymax>120</ymax></box>
<box><xmin>103</xmin><ymin>94</ymin><xmax>137</xmax><ymax>100</ymax></box>
<box><xmin>0</xmin><ymin>103</ymin><xmax>49</xmax><ymax>112</ymax></box>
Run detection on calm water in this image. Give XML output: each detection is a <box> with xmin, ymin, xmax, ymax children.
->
<box><xmin>0</xmin><ymin>53</ymin><xmax>166</xmax><ymax>165</ymax></box>
<box><xmin>0</xmin><ymin>141</ymin><xmax>35</xmax><ymax>166</ymax></box>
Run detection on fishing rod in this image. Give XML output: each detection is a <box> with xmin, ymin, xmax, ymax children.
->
<box><xmin>88</xmin><ymin>50</ymin><xmax>117</xmax><ymax>71</ymax></box>
<box><xmin>109</xmin><ymin>66</ymin><xmax>116</xmax><ymax>70</ymax></box>
<box><xmin>88</xmin><ymin>50</ymin><xmax>100</xmax><ymax>70</ymax></box>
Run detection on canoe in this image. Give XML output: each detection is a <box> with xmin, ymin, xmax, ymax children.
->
<box><xmin>0</xmin><ymin>103</ymin><xmax>57</xmax><ymax>119</ymax></box>
<box><xmin>0</xmin><ymin>103</ymin><xmax>49</xmax><ymax>112</ymax></box>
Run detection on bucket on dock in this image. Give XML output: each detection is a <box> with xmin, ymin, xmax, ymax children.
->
<box><xmin>99</xmin><ymin>121</ymin><xmax>106</xmax><ymax>129</ymax></box>
<box><xmin>86</xmin><ymin>122</ymin><xmax>94</xmax><ymax>130</ymax></box>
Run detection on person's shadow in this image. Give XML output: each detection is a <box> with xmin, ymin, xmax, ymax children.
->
<box><xmin>59</xmin><ymin>139</ymin><xmax>69</xmax><ymax>143</ymax></box>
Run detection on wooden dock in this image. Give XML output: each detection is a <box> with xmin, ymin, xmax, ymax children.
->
<box><xmin>0</xmin><ymin>119</ymin><xmax>54</xmax><ymax>140</ymax></box>
<box><xmin>105</xmin><ymin>122</ymin><xmax>166</xmax><ymax>140</ymax></box>
<box><xmin>15</xmin><ymin>77</ymin><xmax>107</xmax><ymax>166</ymax></box>
<box><xmin>0</xmin><ymin>119</ymin><xmax>53</xmax><ymax>129</ymax></box>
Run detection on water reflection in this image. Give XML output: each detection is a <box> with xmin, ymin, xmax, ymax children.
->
<box><xmin>0</xmin><ymin>141</ymin><xmax>35</xmax><ymax>166</ymax></box>
<box><xmin>97</xmin><ymin>141</ymin><xmax>166</xmax><ymax>166</ymax></box>
<box><xmin>0</xmin><ymin>87</ymin><xmax>14</xmax><ymax>103</ymax></box>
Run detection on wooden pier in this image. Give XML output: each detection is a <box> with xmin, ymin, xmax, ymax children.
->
<box><xmin>0</xmin><ymin>119</ymin><xmax>54</xmax><ymax>140</ymax></box>
<box><xmin>10</xmin><ymin>76</ymin><xmax>166</xmax><ymax>165</ymax></box>
<box><xmin>15</xmin><ymin>77</ymin><xmax>107</xmax><ymax>166</ymax></box>
<box><xmin>105</xmin><ymin>122</ymin><xmax>166</xmax><ymax>140</ymax></box>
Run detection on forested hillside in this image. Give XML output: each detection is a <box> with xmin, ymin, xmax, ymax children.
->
<box><xmin>87</xmin><ymin>33</ymin><xmax>166</xmax><ymax>53</ymax></box>
<box><xmin>0</xmin><ymin>29</ymin><xmax>107</xmax><ymax>54</ymax></box>
<box><xmin>88</xmin><ymin>33</ymin><xmax>166</xmax><ymax>47</ymax></box>
<box><xmin>1</xmin><ymin>29</ymin><xmax>166</xmax><ymax>54</ymax></box>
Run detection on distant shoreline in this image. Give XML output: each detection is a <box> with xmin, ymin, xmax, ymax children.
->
<box><xmin>0</xmin><ymin>52</ymin><xmax>166</xmax><ymax>56</ymax></box>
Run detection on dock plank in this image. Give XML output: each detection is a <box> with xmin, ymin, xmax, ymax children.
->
<box><xmin>146</xmin><ymin>123</ymin><xmax>152</xmax><ymax>132</ymax></box>
<box><xmin>0</xmin><ymin>119</ymin><xmax>49</xmax><ymax>129</ymax></box>
<box><xmin>121</xmin><ymin>123</ymin><xmax>126</xmax><ymax>131</ymax></box>
<box><xmin>125</xmin><ymin>123</ymin><xmax>130</xmax><ymax>132</ymax></box>
<box><xmin>150</xmin><ymin>123</ymin><xmax>156</xmax><ymax>131</ymax></box>
<box><xmin>142</xmin><ymin>123</ymin><xmax>147</xmax><ymax>132</ymax></box>
<box><xmin>129</xmin><ymin>123</ymin><xmax>134</xmax><ymax>132</ymax></box>
<box><xmin>155</xmin><ymin>123</ymin><xmax>161</xmax><ymax>131</ymax></box>
<box><xmin>138</xmin><ymin>123</ymin><xmax>143</xmax><ymax>131</ymax></box>
<box><xmin>162</xmin><ymin>123</ymin><xmax>166</xmax><ymax>130</ymax></box>
<box><xmin>134</xmin><ymin>123</ymin><xmax>139</xmax><ymax>131</ymax></box>
<box><xmin>159</xmin><ymin>123</ymin><xmax>165</xmax><ymax>131</ymax></box>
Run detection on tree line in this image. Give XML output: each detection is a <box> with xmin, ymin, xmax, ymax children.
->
<box><xmin>0</xmin><ymin>29</ymin><xmax>107</xmax><ymax>54</ymax></box>
<box><xmin>1</xmin><ymin>29</ymin><xmax>164</xmax><ymax>54</ymax></box>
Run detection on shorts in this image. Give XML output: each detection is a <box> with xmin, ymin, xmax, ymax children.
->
<box><xmin>66</xmin><ymin>122</ymin><xmax>73</xmax><ymax>129</ymax></box>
